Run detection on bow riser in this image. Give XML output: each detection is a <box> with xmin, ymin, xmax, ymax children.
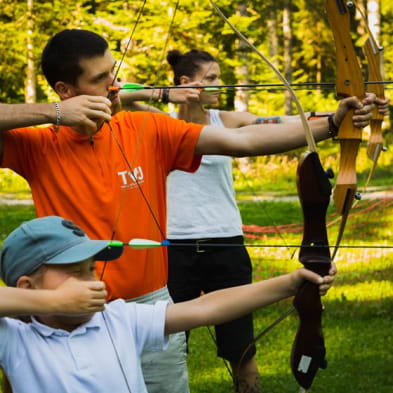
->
<box><xmin>291</xmin><ymin>151</ymin><xmax>332</xmax><ymax>390</ymax></box>
<box><xmin>326</xmin><ymin>0</ymin><xmax>365</xmax><ymax>217</ymax></box>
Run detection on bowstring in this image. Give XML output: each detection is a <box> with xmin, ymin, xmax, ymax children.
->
<box><xmin>100</xmin><ymin>0</ymin><xmax>148</xmax><ymax>280</ymax></box>
<box><xmin>102</xmin><ymin>0</ymin><xmax>181</xmax><ymax>255</ymax></box>
<box><xmin>99</xmin><ymin>6</ymin><xmax>181</xmax><ymax>389</ymax></box>
<box><xmin>99</xmin><ymin>2</ymin><xmax>148</xmax><ymax>392</ymax></box>
<box><xmin>208</xmin><ymin>0</ymin><xmax>313</xmax><ymax>346</ymax></box>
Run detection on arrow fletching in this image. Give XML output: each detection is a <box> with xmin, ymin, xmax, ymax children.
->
<box><xmin>128</xmin><ymin>238</ymin><xmax>164</xmax><ymax>249</ymax></box>
<box><xmin>121</xmin><ymin>83</ymin><xmax>146</xmax><ymax>91</ymax></box>
<box><xmin>203</xmin><ymin>87</ymin><xmax>220</xmax><ymax>93</ymax></box>
<box><xmin>107</xmin><ymin>240</ymin><xmax>124</xmax><ymax>247</ymax></box>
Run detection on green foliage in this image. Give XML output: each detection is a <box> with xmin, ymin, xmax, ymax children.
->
<box><xmin>0</xmin><ymin>169</ymin><xmax>30</xmax><ymax>194</ymax></box>
<box><xmin>0</xmin><ymin>0</ymin><xmax>391</xmax><ymax>117</ymax></box>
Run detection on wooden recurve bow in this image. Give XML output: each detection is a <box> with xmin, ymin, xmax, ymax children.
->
<box><xmin>325</xmin><ymin>0</ymin><xmax>365</xmax><ymax>259</ymax></box>
<box><xmin>208</xmin><ymin>4</ymin><xmax>337</xmax><ymax>392</ymax></box>
<box><xmin>362</xmin><ymin>23</ymin><xmax>386</xmax><ymax>187</ymax></box>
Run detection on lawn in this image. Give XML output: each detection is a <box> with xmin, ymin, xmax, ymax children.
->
<box><xmin>1</xmin><ymin>193</ymin><xmax>392</xmax><ymax>392</ymax></box>
<box><xmin>185</xmin><ymin>196</ymin><xmax>393</xmax><ymax>393</ymax></box>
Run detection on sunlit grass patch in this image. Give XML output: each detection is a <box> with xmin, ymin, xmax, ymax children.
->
<box><xmin>330</xmin><ymin>279</ymin><xmax>393</xmax><ymax>302</ymax></box>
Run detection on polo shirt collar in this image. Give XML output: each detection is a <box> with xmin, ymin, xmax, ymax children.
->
<box><xmin>30</xmin><ymin>312</ymin><xmax>101</xmax><ymax>337</ymax></box>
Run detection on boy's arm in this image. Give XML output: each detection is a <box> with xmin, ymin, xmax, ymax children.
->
<box><xmin>0</xmin><ymin>277</ymin><xmax>107</xmax><ymax>317</ymax></box>
<box><xmin>165</xmin><ymin>266</ymin><xmax>336</xmax><ymax>335</ymax></box>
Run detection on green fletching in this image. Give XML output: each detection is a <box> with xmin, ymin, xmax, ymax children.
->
<box><xmin>107</xmin><ymin>240</ymin><xmax>124</xmax><ymax>247</ymax></box>
<box><xmin>122</xmin><ymin>83</ymin><xmax>145</xmax><ymax>91</ymax></box>
<box><xmin>204</xmin><ymin>87</ymin><xmax>220</xmax><ymax>93</ymax></box>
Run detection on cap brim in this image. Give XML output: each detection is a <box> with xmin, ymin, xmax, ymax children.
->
<box><xmin>45</xmin><ymin>240</ymin><xmax>123</xmax><ymax>264</ymax></box>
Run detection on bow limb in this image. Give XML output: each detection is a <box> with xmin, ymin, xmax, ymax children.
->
<box><xmin>325</xmin><ymin>0</ymin><xmax>365</xmax><ymax>259</ymax></box>
<box><xmin>362</xmin><ymin>26</ymin><xmax>385</xmax><ymax>186</ymax></box>
<box><xmin>209</xmin><ymin>2</ymin><xmax>333</xmax><ymax>391</ymax></box>
<box><xmin>209</xmin><ymin>0</ymin><xmax>317</xmax><ymax>153</ymax></box>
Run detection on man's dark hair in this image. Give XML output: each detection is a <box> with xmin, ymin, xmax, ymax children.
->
<box><xmin>41</xmin><ymin>29</ymin><xmax>109</xmax><ymax>89</ymax></box>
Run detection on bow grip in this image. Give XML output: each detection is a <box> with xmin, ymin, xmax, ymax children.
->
<box><xmin>291</xmin><ymin>151</ymin><xmax>332</xmax><ymax>389</ymax></box>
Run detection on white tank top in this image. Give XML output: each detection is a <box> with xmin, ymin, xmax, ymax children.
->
<box><xmin>167</xmin><ymin>109</ymin><xmax>243</xmax><ymax>239</ymax></box>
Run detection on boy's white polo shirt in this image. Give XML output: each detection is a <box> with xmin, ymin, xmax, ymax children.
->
<box><xmin>0</xmin><ymin>299</ymin><xmax>169</xmax><ymax>393</ymax></box>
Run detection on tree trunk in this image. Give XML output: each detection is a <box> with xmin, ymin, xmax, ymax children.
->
<box><xmin>283</xmin><ymin>0</ymin><xmax>293</xmax><ymax>115</ymax></box>
<box><xmin>367</xmin><ymin>0</ymin><xmax>381</xmax><ymax>42</ymax></box>
<box><xmin>267</xmin><ymin>6</ymin><xmax>279</xmax><ymax>68</ymax></box>
<box><xmin>25</xmin><ymin>0</ymin><xmax>36</xmax><ymax>103</ymax></box>
<box><xmin>234</xmin><ymin>3</ymin><xmax>249</xmax><ymax>112</ymax></box>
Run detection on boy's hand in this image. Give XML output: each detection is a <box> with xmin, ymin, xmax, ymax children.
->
<box><xmin>52</xmin><ymin>277</ymin><xmax>107</xmax><ymax>314</ymax></box>
<box><xmin>292</xmin><ymin>263</ymin><xmax>337</xmax><ymax>296</ymax></box>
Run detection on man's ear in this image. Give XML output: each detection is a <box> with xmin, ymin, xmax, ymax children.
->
<box><xmin>16</xmin><ymin>276</ymin><xmax>35</xmax><ymax>289</ymax></box>
<box><xmin>54</xmin><ymin>81</ymin><xmax>75</xmax><ymax>100</ymax></box>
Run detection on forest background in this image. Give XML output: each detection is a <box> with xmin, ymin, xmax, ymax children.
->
<box><xmin>0</xmin><ymin>1</ymin><xmax>393</xmax><ymax>392</ymax></box>
<box><xmin>0</xmin><ymin>0</ymin><xmax>393</xmax><ymax>194</ymax></box>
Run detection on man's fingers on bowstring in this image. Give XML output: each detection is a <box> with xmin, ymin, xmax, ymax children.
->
<box><xmin>60</xmin><ymin>96</ymin><xmax>112</xmax><ymax>125</ymax></box>
<box><xmin>85</xmin><ymin>97</ymin><xmax>112</xmax><ymax>118</ymax></box>
<box><xmin>85</xmin><ymin>107</ymin><xmax>112</xmax><ymax>123</ymax></box>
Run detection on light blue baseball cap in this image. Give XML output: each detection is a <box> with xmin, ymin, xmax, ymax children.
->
<box><xmin>0</xmin><ymin>216</ymin><xmax>123</xmax><ymax>286</ymax></box>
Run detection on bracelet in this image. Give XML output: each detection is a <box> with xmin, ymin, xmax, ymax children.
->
<box><xmin>162</xmin><ymin>88</ymin><xmax>169</xmax><ymax>104</ymax></box>
<box><xmin>327</xmin><ymin>114</ymin><xmax>339</xmax><ymax>139</ymax></box>
<box><xmin>53</xmin><ymin>102</ymin><xmax>61</xmax><ymax>133</ymax></box>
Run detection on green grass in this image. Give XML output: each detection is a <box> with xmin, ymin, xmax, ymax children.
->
<box><xmin>0</xmin><ymin>205</ymin><xmax>36</xmax><ymax>243</ymax></box>
<box><xmin>185</xmin><ymin>196</ymin><xmax>393</xmax><ymax>393</ymax></box>
<box><xmin>1</xmin><ymin>193</ymin><xmax>393</xmax><ymax>392</ymax></box>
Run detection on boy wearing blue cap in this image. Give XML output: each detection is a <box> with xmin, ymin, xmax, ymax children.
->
<box><xmin>0</xmin><ymin>216</ymin><xmax>336</xmax><ymax>393</ymax></box>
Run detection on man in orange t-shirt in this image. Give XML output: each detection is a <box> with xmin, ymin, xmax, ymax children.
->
<box><xmin>0</xmin><ymin>29</ymin><xmax>376</xmax><ymax>393</ymax></box>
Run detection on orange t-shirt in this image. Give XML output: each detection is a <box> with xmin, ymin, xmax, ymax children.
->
<box><xmin>1</xmin><ymin>111</ymin><xmax>203</xmax><ymax>299</ymax></box>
